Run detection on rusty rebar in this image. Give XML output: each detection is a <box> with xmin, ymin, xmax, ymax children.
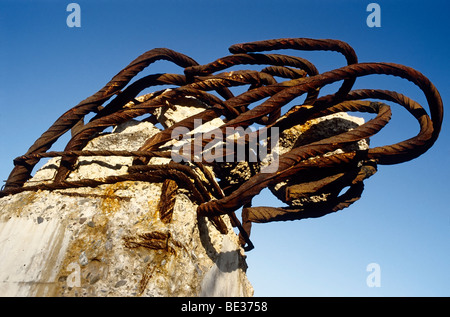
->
<box><xmin>0</xmin><ymin>38</ymin><xmax>443</xmax><ymax>251</ymax></box>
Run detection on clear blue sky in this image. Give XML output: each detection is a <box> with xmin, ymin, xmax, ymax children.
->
<box><xmin>0</xmin><ymin>0</ymin><xmax>449</xmax><ymax>296</ymax></box>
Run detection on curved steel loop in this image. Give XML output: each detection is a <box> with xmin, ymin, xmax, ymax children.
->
<box><xmin>228</xmin><ymin>37</ymin><xmax>359</xmax><ymax>100</ymax></box>
<box><xmin>4</xmin><ymin>48</ymin><xmax>200</xmax><ymax>190</ymax></box>
<box><xmin>265</xmin><ymin>62</ymin><xmax>442</xmax><ymax>154</ymax></box>
<box><xmin>185</xmin><ymin>53</ymin><xmax>319</xmax><ymax>78</ymax></box>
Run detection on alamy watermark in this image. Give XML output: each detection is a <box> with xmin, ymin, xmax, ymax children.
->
<box><xmin>366</xmin><ymin>3</ymin><xmax>381</xmax><ymax>27</ymax></box>
<box><xmin>171</xmin><ymin>120</ymin><xmax>280</xmax><ymax>173</ymax></box>
<box><xmin>66</xmin><ymin>262</ymin><xmax>81</xmax><ymax>288</ymax></box>
<box><xmin>366</xmin><ymin>262</ymin><xmax>381</xmax><ymax>287</ymax></box>
<box><xmin>66</xmin><ymin>3</ymin><xmax>81</xmax><ymax>28</ymax></box>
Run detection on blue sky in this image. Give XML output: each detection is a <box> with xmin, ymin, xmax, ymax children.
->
<box><xmin>0</xmin><ymin>0</ymin><xmax>449</xmax><ymax>296</ymax></box>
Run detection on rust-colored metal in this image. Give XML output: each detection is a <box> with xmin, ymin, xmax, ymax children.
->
<box><xmin>123</xmin><ymin>231</ymin><xmax>173</xmax><ymax>253</ymax></box>
<box><xmin>1</xmin><ymin>38</ymin><xmax>443</xmax><ymax>251</ymax></box>
<box><xmin>158</xmin><ymin>179</ymin><xmax>178</xmax><ymax>224</ymax></box>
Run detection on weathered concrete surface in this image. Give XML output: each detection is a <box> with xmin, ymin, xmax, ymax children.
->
<box><xmin>0</xmin><ymin>96</ymin><xmax>253</xmax><ymax>297</ymax></box>
<box><xmin>0</xmin><ymin>183</ymin><xmax>251</xmax><ymax>296</ymax></box>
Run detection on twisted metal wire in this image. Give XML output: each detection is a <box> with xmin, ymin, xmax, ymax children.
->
<box><xmin>1</xmin><ymin>38</ymin><xmax>443</xmax><ymax>251</ymax></box>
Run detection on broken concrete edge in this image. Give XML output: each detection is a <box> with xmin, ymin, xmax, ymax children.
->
<box><xmin>0</xmin><ymin>184</ymin><xmax>253</xmax><ymax>297</ymax></box>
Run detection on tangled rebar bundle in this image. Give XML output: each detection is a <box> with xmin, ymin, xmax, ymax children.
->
<box><xmin>1</xmin><ymin>38</ymin><xmax>443</xmax><ymax>251</ymax></box>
